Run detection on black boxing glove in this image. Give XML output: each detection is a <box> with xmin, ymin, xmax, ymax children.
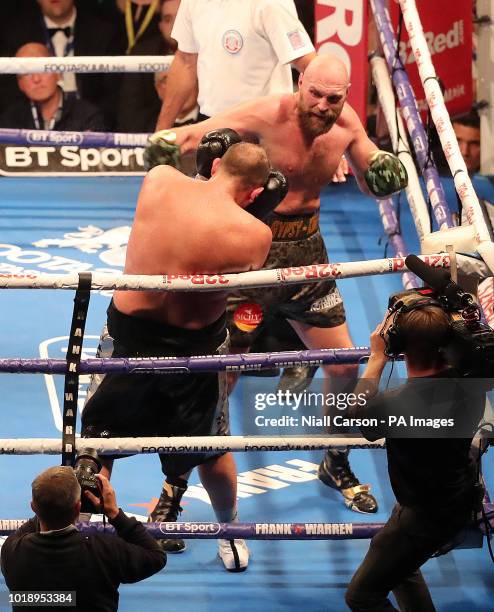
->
<box><xmin>246</xmin><ymin>170</ymin><xmax>288</xmax><ymax>221</ymax></box>
<box><xmin>196</xmin><ymin>128</ymin><xmax>242</xmax><ymax>178</ymax></box>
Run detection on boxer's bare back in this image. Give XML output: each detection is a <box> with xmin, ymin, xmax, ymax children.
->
<box><xmin>114</xmin><ymin>165</ymin><xmax>272</xmax><ymax>328</ymax></box>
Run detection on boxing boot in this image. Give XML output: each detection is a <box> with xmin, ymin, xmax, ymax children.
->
<box><xmin>218</xmin><ymin>538</ymin><xmax>249</xmax><ymax>572</ymax></box>
<box><xmin>318</xmin><ymin>449</ymin><xmax>378</xmax><ymax>514</ymax></box>
<box><xmin>148</xmin><ymin>481</ymin><xmax>187</xmax><ymax>553</ymax></box>
<box><xmin>276</xmin><ymin>364</ymin><xmax>318</xmax><ymax>394</ymax></box>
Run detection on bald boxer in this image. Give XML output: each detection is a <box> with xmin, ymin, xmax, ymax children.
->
<box><xmin>82</xmin><ymin>142</ymin><xmax>274</xmax><ymax>571</ymax></box>
<box><xmin>146</xmin><ymin>54</ymin><xmax>408</xmax><ymax>514</ymax></box>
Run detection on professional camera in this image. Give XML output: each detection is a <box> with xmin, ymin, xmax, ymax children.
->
<box><xmin>73</xmin><ymin>447</ymin><xmax>102</xmax><ymax>513</ymax></box>
<box><xmin>390</xmin><ymin>255</ymin><xmax>494</xmax><ymax>378</ymax></box>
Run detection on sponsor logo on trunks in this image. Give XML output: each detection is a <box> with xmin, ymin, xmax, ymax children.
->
<box><xmin>158</xmin><ymin>522</ymin><xmax>221</xmax><ymax>535</ymax></box>
<box><xmin>279</xmin><ymin>264</ymin><xmax>341</xmax><ymax>281</ymax></box>
<box><xmin>233</xmin><ymin>302</ymin><xmax>263</xmax><ymax>332</ymax></box>
<box><xmin>287</xmin><ymin>29</ymin><xmax>305</xmax><ymax>51</ymax></box>
<box><xmin>309</xmin><ymin>288</ymin><xmax>343</xmax><ymax>313</ymax></box>
<box><xmin>222</xmin><ymin>29</ymin><xmax>243</xmax><ymax>54</ymax></box>
<box><xmin>269</xmin><ymin>214</ymin><xmax>319</xmax><ymax>240</ymax></box>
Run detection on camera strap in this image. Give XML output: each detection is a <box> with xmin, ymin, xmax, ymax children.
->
<box><xmin>61</xmin><ymin>272</ymin><xmax>92</xmax><ymax>467</ymax></box>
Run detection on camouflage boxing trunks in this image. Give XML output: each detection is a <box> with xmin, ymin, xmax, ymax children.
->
<box><xmin>227</xmin><ymin>210</ymin><xmax>346</xmax><ymax>347</ymax></box>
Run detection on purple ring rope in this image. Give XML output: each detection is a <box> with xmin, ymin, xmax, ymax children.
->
<box><xmin>370</xmin><ymin>0</ymin><xmax>453</xmax><ymax>229</ymax></box>
<box><xmin>0</xmin><ymin>520</ymin><xmax>384</xmax><ymax>540</ymax></box>
<box><xmin>378</xmin><ymin>197</ymin><xmax>419</xmax><ymax>290</ymax></box>
<box><xmin>0</xmin><ymin>127</ymin><xmax>149</xmax><ymax>148</ymax></box>
<box><xmin>0</xmin><ymin>348</ymin><xmax>381</xmax><ymax>374</ymax></box>
<box><xmin>1</xmin><ymin>512</ymin><xmax>492</xmax><ymax>538</ymax></box>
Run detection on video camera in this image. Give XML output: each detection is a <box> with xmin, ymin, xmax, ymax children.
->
<box><xmin>389</xmin><ymin>255</ymin><xmax>494</xmax><ymax>378</ymax></box>
<box><xmin>73</xmin><ymin>448</ymin><xmax>102</xmax><ymax>513</ymax></box>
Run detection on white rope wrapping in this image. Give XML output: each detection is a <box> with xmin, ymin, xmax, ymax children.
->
<box><xmin>0</xmin><ymin>437</ymin><xmax>386</xmax><ymax>455</ymax></box>
<box><xmin>0</xmin><ymin>56</ymin><xmax>173</xmax><ymax>74</ymax></box>
<box><xmin>370</xmin><ymin>55</ymin><xmax>431</xmax><ymax>241</ymax></box>
<box><xmin>398</xmin><ymin>0</ymin><xmax>494</xmax><ymax>273</ymax></box>
<box><xmin>0</xmin><ymin>254</ymin><xmax>488</xmax><ymax>291</ymax></box>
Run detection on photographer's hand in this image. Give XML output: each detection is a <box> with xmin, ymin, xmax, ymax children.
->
<box><xmin>352</xmin><ymin>318</ymin><xmax>390</xmax><ymax>407</ymax></box>
<box><xmin>85</xmin><ymin>474</ymin><xmax>119</xmax><ymax>520</ymax></box>
<box><xmin>349</xmin><ymin>313</ymin><xmax>389</xmax><ymax>417</ymax></box>
<box><xmin>368</xmin><ymin>319</ymin><xmax>389</xmax><ymax>371</ymax></box>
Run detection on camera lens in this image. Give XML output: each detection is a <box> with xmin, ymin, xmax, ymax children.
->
<box><xmin>74</xmin><ymin>448</ymin><xmax>102</xmax><ymax>513</ymax></box>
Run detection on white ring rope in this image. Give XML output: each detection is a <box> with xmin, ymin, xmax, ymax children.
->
<box><xmin>0</xmin><ymin>55</ymin><xmax>173</xmax><ymax>74</ymax></box>
<box><xmin>0</xmin><ymin>436</ymin><xmax>385</xmax><ymax>455</ymax></box>
<box><xmin>398</xmin><ymin>0</ymin><xmax>494</xmax><ymax>273</ymax></box>
<box><xmin>0</xmin><ymin>254</ymin><xmax>489</xmax><ymax>291</ymax></box>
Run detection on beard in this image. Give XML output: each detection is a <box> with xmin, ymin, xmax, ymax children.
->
<box><xmin>297</xmin><ymin>108</ymin><xmax>337</xmax><ymax>138</ymax></box>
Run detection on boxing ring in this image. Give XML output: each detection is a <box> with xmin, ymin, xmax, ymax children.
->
<box><xmin>1</xmin><ymin>2</ymin><xmax>494</xmax><ymax>611</ymax></box>
<box><xmin>1</xmin><ymin>180</ymin><xmax>493</xmax><ymax>610</ymax></box>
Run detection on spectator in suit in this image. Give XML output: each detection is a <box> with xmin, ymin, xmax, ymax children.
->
<box><xmin>0</xmin><ymin>43</ymin><xmax>106</xmax><ymax>132</ymax></box>
<box><xmin>1</xmin><ymin>0</ymin><xmax>124</xmax><ymax>128</ymax></box>
<box><xmin>116</xmin><ymin>0</ymin><xmax>160</xmax><ymax>54</ymax></box>
<box><xmin>116</xmin><ymin>0</ymin><xmax>187</xmax><ymax>133</ymax></box>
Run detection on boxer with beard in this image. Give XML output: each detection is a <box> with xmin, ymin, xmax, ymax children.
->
<box><xmin>145</xmin><ymin>54</ymin><xmax>408</xmax><ymax>515</ymax></box>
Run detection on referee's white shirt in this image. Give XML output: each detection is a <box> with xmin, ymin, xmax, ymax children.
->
<box><xmin>171</xmin><ymin>0</ymin><xmax>315</xmax><ymax>117</ymax></box>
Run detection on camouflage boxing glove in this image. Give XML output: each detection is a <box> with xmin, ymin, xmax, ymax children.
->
<box><xmin>143</xmin><ymin>129</ymin><xmax>181</xmax><ymax>171</ymax></box>
<box><xmin>364</xmin><ymin>150</ymin><xmax>408</xmax><ymax>198</ymax></box>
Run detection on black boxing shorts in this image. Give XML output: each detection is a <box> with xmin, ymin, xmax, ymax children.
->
<box><xmin>81</xmin><ymin>301</ymin><xmax>229</xmax><ymax>477</ymax></box>
<box><xmin>226</xmin><ymin>210</ymin><xmax>346</xmax><ymax>348</ymax></box>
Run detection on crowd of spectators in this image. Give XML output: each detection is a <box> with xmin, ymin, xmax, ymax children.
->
<box><xmin>0</xmin><ymin>0</ymin><xmax>483</xmax><ymax>180</ymax></box>
<box><xmin>0</xmin><ymin>0</ymin><xmax>187</xmax><ymax>132</ymax></box>
<box><xmin>0</xmin><ymin>1</ymin><xmax>316</xmax><ymax>135</ymax></box>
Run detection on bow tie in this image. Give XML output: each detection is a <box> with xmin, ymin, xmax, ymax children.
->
<box><xmin>48</xmin><ymin>26</ymin><xmax>72</xmax><ymax>38</ymax></box>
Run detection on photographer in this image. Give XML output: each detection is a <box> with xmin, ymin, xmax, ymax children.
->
<box><xmin>1</xmin><ymin>466</ymin><xmax>165</xmax><ymax>611</ymax></box>
<box><xmin>344</xmin><ymin>296</ymin><xmax>486</xmax><ymax>612</ymax></box>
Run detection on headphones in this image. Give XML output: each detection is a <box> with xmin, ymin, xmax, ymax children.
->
<box><xmin>382</xmin><ymin>293</ymin><xmax>446</xmax><ymax>358</ymax></box>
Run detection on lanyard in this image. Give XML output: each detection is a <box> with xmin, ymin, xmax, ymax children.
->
<box><xmin>125</xmin><ymin>0</ymin><xmax>159</xmax><ymax>53</ymax></box>
<box><xmin>30</xmin><ymin>92</ymin><xmax>64</xmax><ymax>130</ymax></box>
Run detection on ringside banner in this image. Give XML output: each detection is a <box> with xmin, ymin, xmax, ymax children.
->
<box><xmin>314</xmin><ymin>0</ymin><xmax>368</xmax><ymax>123</ymax></box>
<box><xmin>0</xmin><ymin>145</ymin><xmax>145</xmax><ymax>176</ymax></box>
<box><xmin>390</xmin><ymin>0</ymin><xmax>473</xmax><ymax>117</ymax></box>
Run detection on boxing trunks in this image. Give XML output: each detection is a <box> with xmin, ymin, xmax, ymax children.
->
<box><xmin>81</xmin><ymin>301</ymin><xmax>229</xmax><ymax>477</ymax></box>
<box><xmin>227</xmin><ymin>210</ymin><xmax>346</xmax><ymax>347</ymax></box>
